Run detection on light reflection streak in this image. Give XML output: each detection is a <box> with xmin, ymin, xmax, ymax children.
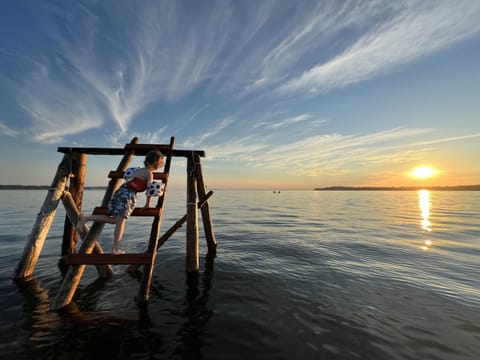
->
<box><xmin>418</xmin><ymin>190</ymin><xmax>433</xmax><ymax>251</ymax></box>
<box><xmin>419</xmin><ymin>190</ymin><xmax>432</xmax><ymax>232</ymax></box>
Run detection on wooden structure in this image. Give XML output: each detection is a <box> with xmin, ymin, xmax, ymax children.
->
<box><xmin>14</xmin><ymin>137</ymin><xmax>216</xmax><ymax>310</ymax></box>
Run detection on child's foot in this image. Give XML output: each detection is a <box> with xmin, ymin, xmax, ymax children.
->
<box><xmin>77</xmin><ymin>214</ymin><xmax>87</xmax><ymax>231</ymax></box>
<box><xmin>112</xmin><ymin>248</ymin><xmax>125</xmax><ymax>255</ymax></box>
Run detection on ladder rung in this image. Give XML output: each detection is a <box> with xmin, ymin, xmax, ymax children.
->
<box><xmin>62</xmin><ymin>253</ymin><xmax>154</xmax><ymax>265</ymax></box>
<box><xmin>108</xmin><ymin>171</ymin><xmax>168</xmax><ymax>181</ymax></box>
<box><xmin>93</xmin><ymin>207</ymin><xmax>162</xmax><ymax>217</ymax></box>
<box><xmin>124</xmin><ymin>144</ymin><xmax>173</xmax><ymax>152</ymax></box>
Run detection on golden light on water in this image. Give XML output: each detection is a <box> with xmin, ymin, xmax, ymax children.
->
<box><xmin>419</xmin><ymin>190</ymin><xmax>432</xmax><ymax>232</ymax></box>
<box><xmin>419</xmin><ymin>190</ymin><xmax>433</xmax><ymax>251</ymax></box>
<box><xmin>409</xmin><ymin>166</ymin><xmax>437</xmax><ymax>179</ymax></box>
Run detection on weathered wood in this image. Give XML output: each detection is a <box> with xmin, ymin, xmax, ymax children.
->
<box><xmin>194</xmin><ymin>155</ymin><xmax>217</xmax><ymax>254</ymax></box>
<box><xmin>60</xmin><ymin>152</ymin><xmax>87</xmax><ymax>276</ymax></box>
<box><xmin>137</xmin><ymin>136</ymin><xmax>175</xmax><ymax>303</ymax></box>
<box><xmin>14</xmin><ymin>154</ymin><xmax>70</xmax><ymax>279</ymax></box>
<box><xmin>61</xmin><ymin>191</ymin><xmax>113</xmax><ymax>278</ymax></box>
<box><xmin>186</xmin><ymin>155</ymin><xmax>199</xmax><ymax>273</ymax></box>
<box><xmin>52</xmin><ymin>137</ymin><xmax>139</xmax><ymax>310</ymax></box>
<box><xmin>126</xmin><ymin>190</ymin><xmax>214</xmax><ymax>273</ymax></box>
<box><xmin>93</xmin><ymin>206</ymin><xmax>163</xmax><ymax>217</ymax></box>
<box><xmin>108</xmin><ymin>170</ymin><xmax>168</xmax><ymax>181</ymax></box>
<box><xmin>58</xmin><ymin>146</ymin><xmax>205</xmax><ymax>158</ymax></box>
<box><xmin>62</xmin><ymin>253</ymin><xmax>154</xmax><ymax>265</ymax></box>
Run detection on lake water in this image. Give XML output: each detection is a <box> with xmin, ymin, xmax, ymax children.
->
<box><xmin>0</xmin><ymin>189</ymin><xmax>479</xmax><ymax>359</ymax></box>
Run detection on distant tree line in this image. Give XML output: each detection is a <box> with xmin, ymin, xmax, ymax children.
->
<box><xmin>314</xmin><ymin>185</ymin><xmax>480</xmax><ymax>191</ymax></box>
<box><xmin>0</xmin><ymin>185</ymin><xmax>106</xmax><ymax>190</ymax></box>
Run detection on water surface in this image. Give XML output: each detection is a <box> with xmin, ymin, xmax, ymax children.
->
<box><xmin>1</xmin><ymin>189</ymin><xmax>479</xmax><ymax>359</ymax></box>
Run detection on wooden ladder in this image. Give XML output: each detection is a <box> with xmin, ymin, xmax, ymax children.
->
<box><xmin>52</xmin><ymin>137</ymin><xmax>175</xmax><ymax>309</ymax></box>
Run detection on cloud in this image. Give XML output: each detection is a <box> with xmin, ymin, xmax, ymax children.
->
<box><xmin>277</xmin><ymin>1</ymin><xmax>480</xmax><ymax>94</ymax></box>
<box><xmin>0</xmin><ymin>121</ymin><xmax>18</xmax><ymax>137</ymax></box>
<box><xmin>2</xmin><ymin>0</ymin><xmax>479</xmax><ymax>148</ymax></box>
<box><xmin>183</xmin><ymin>117</ymin><xmax>235</xmax><ymax>148</ymax></box>
<box><xmin>206</xmin><ymin>127</ymin><xmax>435</xmax><ymax>177</ymax></box>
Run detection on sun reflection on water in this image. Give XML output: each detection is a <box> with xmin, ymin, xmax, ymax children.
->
<box><xmin>419</xmin><ymin>190</ymin><xmax>432</xmax><ymax>232</ymax></box>
<box><xmin>419</xmin><ymin>190</ymin><xmax>433</xmax><ymax>250</ymax></box>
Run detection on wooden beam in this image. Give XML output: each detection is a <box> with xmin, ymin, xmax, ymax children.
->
<box><xmin>58</xmin><ymin>146</ymin><xmax>205</xmax><ymax>158</ymax></box>
<box><xmin>93</xmin><ymin>206</ymin><xmax>162</xmax><ymax>217</ymax></box>
<box><xmin>14</xmin><ymin>154</ymin><xmax>70</xmax><ymax>279</ymax></box>
<box><xmin>136</xmin><ymin>136</ymin><xmax>176</xmax><ymax>303</ymax></box>
<box><xmin>194</xmin><ymin>155</ymin><xmax>217</xmax><ymax>254</ymax></box>
<box><xmin>108</xmin><ymin>170</ymin><xmax>168</xmax><ymax>181</ymax></box>
<box><xmin>60</xmin><ymin>152</ymin><xmax>87</xmax><ymax>276</ymax></box>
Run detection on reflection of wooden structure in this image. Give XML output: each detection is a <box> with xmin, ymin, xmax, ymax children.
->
<box><xmin>14</xmin><ymin>137</ymin><xmax>216</xmax><ymax>310</ymax></box>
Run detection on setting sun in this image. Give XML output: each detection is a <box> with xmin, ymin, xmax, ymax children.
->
<box><xmin>409</xmin><ymin>166</ymin><xmax>437</xmax><ymax>179</ymax></box>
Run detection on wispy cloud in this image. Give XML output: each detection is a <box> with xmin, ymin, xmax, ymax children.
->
<box><xmin>184</xmin><ymin>117</ymin><xmax>236</xmax><ymax>148</ymax></box>
<box><xmin>206</xmin><ymin>127</ymin><xmax>435</xmax><ymax>177</ymax></box>
<box><xmin>277</xmin><ymin>1</ymin><xmax>480</xmax><ymax>94</ymax></box>
<box><xmin>2</xmin><ymin>0</ymin><xmax>479</xmax><ymax>148</ymax></box>
<box><xmin>255</xmin><ymin>114</ymin><xmax>312</xmax><ymax>129</ymax></box>
<box><xmin>0</xmin><ymin>121</ymin><xmax>18</xmax><ymax>137</ymax></box>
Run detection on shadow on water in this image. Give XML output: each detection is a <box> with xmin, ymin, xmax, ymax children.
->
<box><xmin>12</xmin><ymin>254</ymin><xmax>217</xmax><ymax>359</ymax></box>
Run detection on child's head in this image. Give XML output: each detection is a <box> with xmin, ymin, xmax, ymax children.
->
<box><xmin>144</xmin><ymin>150</ymin><xmax>164</xmax><ymax>169</ymax></box>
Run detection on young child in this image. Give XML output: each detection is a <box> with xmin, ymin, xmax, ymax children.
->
<box><xmin>77</xmin><ymin>150</ymin><xmax>165</xmax><ymax>254</ymax></box>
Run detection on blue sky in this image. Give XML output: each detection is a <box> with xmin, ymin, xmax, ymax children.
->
<box><xmin>1</xmin><ymin>0</ymin><xmax>479</xmax><ymax>189</ymax></box>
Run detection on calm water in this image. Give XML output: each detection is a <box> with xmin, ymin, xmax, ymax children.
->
<box><xmin>0</xmin><ymin>189</ymin><xmax>479</xmax><ymax>359</ymax></box>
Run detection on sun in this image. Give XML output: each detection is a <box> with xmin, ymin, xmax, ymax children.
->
<box><xmin>409</xmin><ymin>166</ymin><xmax>437</xmax><ymax>179</ymax></box>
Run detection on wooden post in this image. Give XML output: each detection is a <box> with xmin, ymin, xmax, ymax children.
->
<box><xmin>14</xmin><ymin>154</ymin><xmax>71</xmax><ymax>279</ymax></box>
<box><xmin>52</xmin><ymin>137</ymin><xmax>138</xmax><ymax>310</ymax></box>
<box><xmin>136</xmin><ymin>137</ymin><xmax>175</xmax><ymax>304</ymax></box>
<box><xmin>60</xmin><ymin>152</ymin><xmax>87</xmax><ymax>275</ymax></box>
<box><xmin>186</xmin><ymin>155</ymin><xmax>199</xmax><ymax>272</ymax></box>
<box><xmin>194</xmin><ymin>154</ymin><xmax>217</xmax><ymax>254</ymax></box>
<box><xmin>126</xmin><ymin>190</ymin><xmax>213</xmax><ymax>273</ymax></box>
<box><xmin>61</xmin><ymin>191</ymin><xmax>113</xmax><ymax>278</ymax></box>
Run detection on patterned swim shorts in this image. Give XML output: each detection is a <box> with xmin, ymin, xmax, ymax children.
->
<box><xmin>107</xmin><ymin>184</ymin><xmax>138</xmax><ymax>218</ymax></box>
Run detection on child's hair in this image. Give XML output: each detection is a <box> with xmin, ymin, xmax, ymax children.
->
<box><xmin>144</xmin><ymin>150</ymin><xmax>164</xmax><ymax>167</ymax></box>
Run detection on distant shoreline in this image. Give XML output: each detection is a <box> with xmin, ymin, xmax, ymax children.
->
<box><xmin>2</xmin><ymin>184</ymin><xmax>480</xmax><ymax>191</ymax></box>
<box><xmin>314</xmin><ymin>185</ymin><xmax>480</xmax><ymax>191</ymax></box>
<box><xmin>0</xmin><ymin>185</ymin><xmax>106</xmax><ymax>190</ymax></box>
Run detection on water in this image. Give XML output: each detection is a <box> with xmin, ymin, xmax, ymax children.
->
<box><xmin>0</xmin><ymin>189</ymin><xmax>479</xmax><ymax>359</ymax></box>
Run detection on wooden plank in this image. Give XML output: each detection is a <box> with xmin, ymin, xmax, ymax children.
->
<box><xmin>62</xmin><ymin>253</ymin><xmax>154</xmax><ymax>265</ymax></box>
<box><xmin>58</xmin><ymin>147</ymin><xmax>205</xmax><ymax>157</ymax></box>
<box><xmin>93</xmin><ymin>206</ymin><xmax>162</xmax><ymax>217</ymax></box>
<box><xmin>108</xmin><ymin>171</ymin><xmax>168</xmax><ymax>181</ymax></box>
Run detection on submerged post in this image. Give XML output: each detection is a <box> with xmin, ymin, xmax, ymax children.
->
<box><xmin>194</xmin><ymin>154</ymin><xmax>217</xmax><ymax>254</ymax></box>
<box><xmin>14</xmin><ymin>154</ymin><xmax>71</xmax><ymax>279</ymax></box>
<box><xmin>186</xmin><ymin>155</ymin><xmax>199</xmax><ymax>272</ymax></box>
<box><xmin>59</xmin><ymin>152</ymin><xmax>87</xmax><ymax>275</ymax></box>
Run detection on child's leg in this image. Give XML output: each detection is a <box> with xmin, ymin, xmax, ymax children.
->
<box><xmin>112</xmin><ymin>215</ymin><xmax>127</xmax><ymax>254</ymax></box>
<box><xmin>77</xmin><ymin>213</ymin><xmax>115</xmax><ymax>230</ymax></box>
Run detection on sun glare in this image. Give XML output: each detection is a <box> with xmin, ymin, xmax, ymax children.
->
<box><xmin>409</xmin><ymin>166</ymin><xmax>436</xmax><ymax>179</ymax></box>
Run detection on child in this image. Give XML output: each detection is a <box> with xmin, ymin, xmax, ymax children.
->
<box><xmin>77</xmin><ymin>150</ymin><xmax>165</xmax><ymax>254</ymax></box>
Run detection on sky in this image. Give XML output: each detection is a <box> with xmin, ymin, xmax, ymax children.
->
<box><xmin>1</xmin><ymin>0</ymin><xmax>479</xmax><ymax>190</ymax></box>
